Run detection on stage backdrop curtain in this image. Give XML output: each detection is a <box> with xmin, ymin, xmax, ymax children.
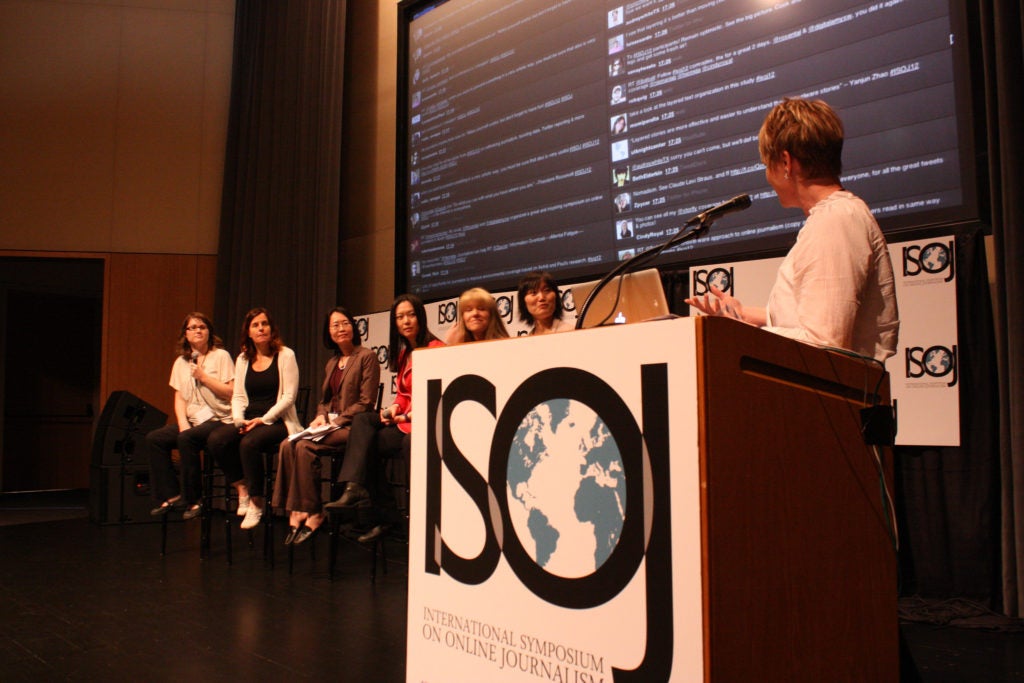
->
<box><xmin>215</xmin><ymin>0</ymin><xmax>348</xmax><ymax>404</ymax></box>
<box><xmin>980</xmin><ymin>0</ymin><xmax>1024</xmax><ymax>617</ymax></box>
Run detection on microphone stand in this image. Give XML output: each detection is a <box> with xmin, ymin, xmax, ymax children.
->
<box><xmin>575</xmin><ymin>216</ymin><xmax>712</xmax><ymax>330</ymax></box>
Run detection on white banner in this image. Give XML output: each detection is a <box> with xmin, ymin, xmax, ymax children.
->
<box><xmin>686</xmin><ymin>235</ymin><xmax>960</xmax><ymax>446</ymax></box>
<box><xmin>887</xmin><ymin>237</ymin><xmax>960</xmax><ymax>446</ymax></box>
<box><xmin>352</xmin><ymin>310</ymin><xmax>396</xmax><ymax>408</ymax></box>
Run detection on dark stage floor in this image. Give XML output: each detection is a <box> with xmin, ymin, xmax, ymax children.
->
<box><xmin>0</xmin><ymin>491</ymin><xmax>1022</xmax><ymax>681</ymax></box>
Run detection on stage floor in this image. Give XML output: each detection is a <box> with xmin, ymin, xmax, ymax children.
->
<box><xmin>0</xmin><ymin>491</ymin><xmax>1020</xmax><ymax>681</ymax></box>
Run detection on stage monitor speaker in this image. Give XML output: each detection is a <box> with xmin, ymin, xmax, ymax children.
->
<box><xmin>89</xmin><ymin>464</ymin><xmax>156</xmax><ymax>525</ymax></box>
<box><xmin>91</xmin><ymin>391</ymin><xmax>167</xmax><ymax>466</ymax></box>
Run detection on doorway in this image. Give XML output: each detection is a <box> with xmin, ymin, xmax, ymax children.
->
<box><xmin>1</xmin><ymin>257</ymin><xmax>103</xmax><ymax>492</ymax></box>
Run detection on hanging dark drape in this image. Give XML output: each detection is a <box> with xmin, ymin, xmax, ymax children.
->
<box><xmin>895</xmin><ymin>230</ymin><xmax>1000</xmax><ymax>605</ymax></box>
<box><xmin>980</xmin><ymin>0</ymin><xmax>1024</xmax><ymax>617</ymax></box>
<box><xmin>215</xmin><ymin>0</ymin><xmax>348</xmax><ymax>402</ymax></box>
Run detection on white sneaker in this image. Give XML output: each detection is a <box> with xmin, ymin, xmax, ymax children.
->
<box><xmin>237</xmin><ymin>495</ymin><xmax>250</xmax><ymax>517</ymax></box>
<box><xmin>240</xmin><ymin>503</ymin><xmax>263</xmax><ymax>530</ymax></box>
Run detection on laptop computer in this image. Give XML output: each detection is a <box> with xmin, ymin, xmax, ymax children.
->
<box><xmin>570</xmin><ymin>268</ymin><xmax>672</xmax><ymax>329</ymax></box>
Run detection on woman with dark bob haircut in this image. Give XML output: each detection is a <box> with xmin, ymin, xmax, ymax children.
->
<box><xmin>145</xmin><ymin>312</ymin><xmax>235</xmax><ymax>519</ymax></box>
<box><xmin>272</xmin><ymin>307</ymin><xmax>380</xmax><ymax>545</ymax></box>
<box><xmin>324</xmin><ymin>294</ymin><xmax>444</xmax><ymax>541</ymax></box>
<box><xmin>517</xmin><ymin>270</ymin><xmax>571</xmax><ymax>335</ymax></box>
<box><xmin>207</xmin><ymin>307</ymin><xmax>301</xmax><ymax>530</ymax></box>
<box><xmin>687</xmin><ymin>97</ymin><xmax>898</xmax><ymax>362</ymax></box>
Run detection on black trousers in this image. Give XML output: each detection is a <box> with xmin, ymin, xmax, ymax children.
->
<box><xmin>207</xmin><ymin>421</ymin><xmax>288</xmax><ymax>498</ymax></box>
<box><xmin>145</xmin><ymin>420</ymin><xmax>222</xmax><ymax>504</ymax></box>
<box><xmin>337</xmin><ymin>411</ymin><xmax>408</xmax><ymax>487</ymax></box>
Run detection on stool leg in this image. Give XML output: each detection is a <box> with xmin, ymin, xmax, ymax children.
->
<box><xmin>263</xmin><ymin>451</ymin><xmax>275</xmax><ymax>568</ymax></box>
<box><xmin>160</xmin><ymin>513</ymin><xmax>168</xmax><ymax>556</ymax></box>
<box><xmin>200</xmin><ymin>452</ymin><xmax>215</xmax><ymax>560</ymax></box>
<box><xmin>224</xmin><ymin>489</ymin><xmax>233</xmax><ymax>565</ymax></box>
<box><xmin>328</xmin><ymin>512</ymin><xmax>339</xmax><ymax>580</ymax></box>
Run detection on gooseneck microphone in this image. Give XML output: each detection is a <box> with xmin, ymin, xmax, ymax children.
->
<box><xmin>684</xmin><ymin>193</ymin><xmax>752</xmax><ymax>227</ymax></box>
<box><xmin>575</xmin><ymin>193</ymin><xmax>752</xmax><ymax>329</ymax></box>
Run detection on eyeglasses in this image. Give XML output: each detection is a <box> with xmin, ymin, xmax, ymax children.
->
<box><xmin>329</xmin><ymin>321</ymin><xmax>353</xmax><ymax>330</ymax></box>
<box><xmin>186</xmin><ymin>325</ymin><xmax>208</xmax><ymax>332</ymax></box>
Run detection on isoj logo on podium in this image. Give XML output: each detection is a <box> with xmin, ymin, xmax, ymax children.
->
<box><xmin>423</xmin><ymin>365</ymin><xmax>675</xmax><ymax>680</ymax></box>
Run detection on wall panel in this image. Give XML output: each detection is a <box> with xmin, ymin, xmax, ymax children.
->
<box><xmin>103</xmin><ymin>253</ymin><xmax>216</xmax><ymax>429</ymax></box>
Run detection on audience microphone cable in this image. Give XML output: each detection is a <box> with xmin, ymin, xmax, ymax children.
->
<box><xmin>575</xmin><ymin>194</ymin><xmax>752</xmax><ymax>329</ymax></box>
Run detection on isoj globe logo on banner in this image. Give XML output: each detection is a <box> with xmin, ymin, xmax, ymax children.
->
<box><xmin>691</xmin><ymin>266</ymin><xmax>734</xmax><ymax>297</ymax></box>
<box><xmin>905</xmin><ymin>344</ymin><xmax>959</xmax><ymax>387</ymax></box>
<box><xmin>902</xmin><ymin>240</ymin><xmax>955</xmax><ymax>282</ymax></box>
<box><xmin>423</xmin><ymin>365</ymin><xmax>675</xmax><ymax>680</ymax></box>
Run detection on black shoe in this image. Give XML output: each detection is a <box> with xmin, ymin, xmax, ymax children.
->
<box><xmin>182</xmin><ymin>503</ymin><xmax>202</xmax><ymax>520</ymax></box>
<box><xmin>324</xmin><ymin>482</ymin><xmax>370</xmax><ymax>509</ymax></box>
<box><xmin>150</xmin><ymin>499</ymin><xmax>186</xmax><ymax>516</ymax></box>
<box><xmin>283</xmin><ymin>526</ymin><xmax>300</xmax><ymax>545</ymax></box>
<box><xmin>357</xmin><ymin>524</ymin><xmax>389</xmax><ymax>544</ymax></box>
<box><xmin>292</xmin><ymin>525</ymin><xmax>320</xmax><ymax>545</ymax></box>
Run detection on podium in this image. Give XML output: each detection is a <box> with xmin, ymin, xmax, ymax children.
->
<box><xmin>406</xmin><ymin>316</ymin><xmax>897</xmax><ymax>682</ymax></box>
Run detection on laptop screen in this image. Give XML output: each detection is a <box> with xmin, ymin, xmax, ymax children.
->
<box><xmin>571</xmin><ymin>269</ymin><xmax>672</xmax><ymax>329</ymax></box>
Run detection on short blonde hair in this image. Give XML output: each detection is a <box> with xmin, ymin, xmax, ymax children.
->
<box><xmin>453</xmin><ymin>287</ymin><xmax>509</xmax><ymax>342</ymax></box>
<box><xmin>758</xmin><ymin>98</ymin><xmax>844</xmax><ymax>181</ymax></box>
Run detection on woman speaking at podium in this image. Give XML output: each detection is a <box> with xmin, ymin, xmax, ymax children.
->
<box><xmin>686</xmin><ymin>97</ymin><xmax>899</xmax><ymax>362</ymax></box>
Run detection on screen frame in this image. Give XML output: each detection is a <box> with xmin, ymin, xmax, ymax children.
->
<box><xmin>393</xmin><ymin>0</ymin><xmax>984</xmax><ymax>300</ymax></box>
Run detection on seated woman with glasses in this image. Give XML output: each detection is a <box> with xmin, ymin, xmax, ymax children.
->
<box><xmin>324</xmin><ymin>294</ymin><xmax>443</xmax><ymax>541</ymax></box>
<box><xmin>146</xmin><ymin>312</ymin><xmax>234</xmax><ymax>520</ymax></box>
<box><xmin>272</xmin><ymin>307</ymin><xmax>380</xmax><ymax>545</ymax></box>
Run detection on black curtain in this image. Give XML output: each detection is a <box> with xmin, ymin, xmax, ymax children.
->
<box><xmin>896</xmin><ymin>230</ymin><xmax>1000</xmax><ymax>604</ymax></box>
<box><xmin>980</xmin><ymin>0</ymin><xmax>1024</xmax><ymax>617</ymax></box>
<box><xmin>215</xmin><ymin>0</ymin><xmax>348</xmax><ymax>401</ymax></box>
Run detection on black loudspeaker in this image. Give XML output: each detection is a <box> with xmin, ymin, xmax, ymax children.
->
<box><xmin>89</xmin><ymin>464</ymin><xmax>156</xmax><ymax>525</ymax></box>
<box><xmin>91</xmin><ymin>391</ymin><xmax>168</xmax><ymax>466</ymax></box>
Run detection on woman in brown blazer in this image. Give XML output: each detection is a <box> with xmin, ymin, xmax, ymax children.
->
<box><xmin>272</xmin><ymin>307</ymin><xmax>380</xmax><ymax>545</ymax></box>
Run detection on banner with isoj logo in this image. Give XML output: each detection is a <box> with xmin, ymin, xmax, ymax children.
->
<box><xmin>687</xmin><ymin>235</ymin><xmax>960</xmax><ymax>446</ymax></box>
<box><xmin>888</xmin><ymin>236</ymin><xmax>959</xmax><ymax>446</ymax></box>
<box><xmin>353</xmin><ymin>310</ymin><xmax>396</xmax><ymax>408</ymax></box>
<box><xmin>407</xmin><ymin>320</ymin><xmax>705</xmax><ymax>682</ymax></box>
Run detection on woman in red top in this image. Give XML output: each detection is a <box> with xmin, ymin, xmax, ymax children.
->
<box><xmin>324</xmin><ymin>294</ymin><xmax>443</xmax><ymax>523</ymax></box>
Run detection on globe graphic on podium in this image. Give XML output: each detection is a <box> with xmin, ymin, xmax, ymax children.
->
<box><xmin>506</xmin><ymin>398</ymin><xmax>627</xmax><ymax>578</ymax></box>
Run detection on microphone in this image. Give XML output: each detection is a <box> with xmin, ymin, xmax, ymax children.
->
<box><xmin>191</xmin><ymin>351</ymin><xmax>200</xmax><ymax>387</ymax></box>
<box><xmin>575</xmin><ymin>194</ymin><xmax>751</xmax><ymax>329</ymax></box>
<box><xmin>685</xmin><ymin>194</ymin><xmax>752</xmax><ymax>227</ymax></box>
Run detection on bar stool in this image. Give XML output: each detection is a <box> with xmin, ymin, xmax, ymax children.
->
<box><xmin>200</xmin><ymin>451</ymin><xmax>246</xmax><ymax>563</ymax></box>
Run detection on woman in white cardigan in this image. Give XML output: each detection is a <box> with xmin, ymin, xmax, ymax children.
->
<box><xmin>208</xmin><ymin>307</ymin><xmax>301</xmax><ymax>530</ymax></box>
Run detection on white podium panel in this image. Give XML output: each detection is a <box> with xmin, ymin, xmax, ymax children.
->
<box><xmin>408</xmin><ymin>318</ymin><xmax>705</xmax><ymax>682</ymax></box>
